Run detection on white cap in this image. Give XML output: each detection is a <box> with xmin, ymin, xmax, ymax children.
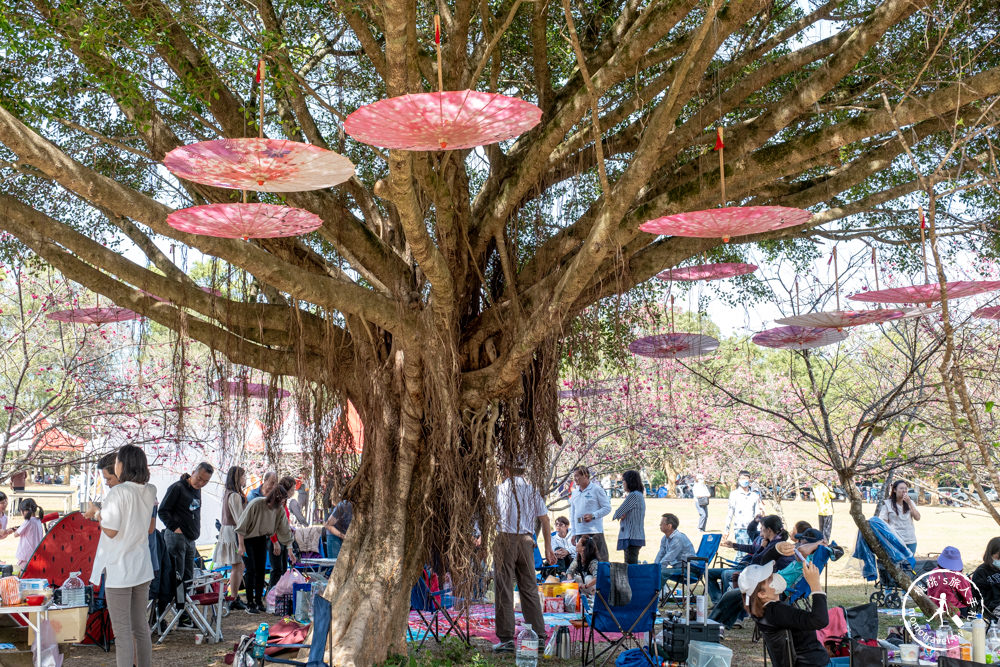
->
<box><xmin>738</xmin><ymin>561</ymin><xmax>775</xmax><ymax>605</ymax></box>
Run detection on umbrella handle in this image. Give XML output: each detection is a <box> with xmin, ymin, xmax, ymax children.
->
<box><xmin>434</xmin><ymin>15</ymin><xmax>443</xmax><ymax>94</ymax></box>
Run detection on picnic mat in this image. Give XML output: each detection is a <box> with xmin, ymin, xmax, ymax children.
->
<box><xmin>405</xmin><ymin>603</ymin><xmax>623</xmax><ymax>643</ymax></box>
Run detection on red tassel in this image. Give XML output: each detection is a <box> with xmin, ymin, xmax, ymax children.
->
<box><xmin>255</xmin><ymin>60</ymin><xmax>263</xmax><ymax>83</ymax></box>
<box><xmin>435</xmin><ymin>23</ymin><xmax>440</xmax><ymax>44</ymax></box>
<box><xmin>714</xmin><ymin>127</ymin><xmax>724</xmax><ymax>151</ymax></box>
<box><xmin>919</xmin><ymin>209</ymin><xmax>926</xmax><ymax>230</ymax></box>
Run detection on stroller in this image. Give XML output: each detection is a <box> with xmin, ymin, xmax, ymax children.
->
<box><xmin>870</xmin><ymin>556</ymin><xmax>937</xmax><ymax>608</ymax></box>
<box><xmin>852</xmin><ymin>517</ymin><xmax>918</xmax><ymax>608</ymax></box>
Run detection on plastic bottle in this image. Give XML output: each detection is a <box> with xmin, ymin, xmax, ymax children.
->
<box><xmin>936</xmin><ymin>626</ymin><xmax>951</xmax><ymax>659</ymax></box>
<box><xmin>974</xmin><ymin>614</ymin><xmax>987</xmax><ymax>662</ymax></box>
<box><xmin>516</xmin><ymin>625</ymin><xmax>539</xmax><ymax>667</ymax></box>
<box><xmin>987</xmin><ymin>627</ymin><xmax>1000</xmax><ymax>662</ymax></box>
<box><xmin>252</xmin><ymin>622</ymin><xmax>270</xmax><ymax>660</ymax></box>
<box><xmin>60</xmin><ymin>572</ymin><xmax>86</xmax><ymax>607</ymax></box>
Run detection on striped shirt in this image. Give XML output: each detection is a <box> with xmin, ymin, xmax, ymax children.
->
<box><xmin>612</xmin><ymin>491</ymin><xmax>646</xmax><ymax>544</ymax></box>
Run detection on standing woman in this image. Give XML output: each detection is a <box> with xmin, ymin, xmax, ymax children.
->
<box><xmin>236</xmin><ymin>482</ymin><xmax>297</xmax><ymax>614</ymax></box>
<box><xmin>215</xmin><ymin>466</ymin><xmax>247</xmax><ymax>611</ymax></box>
<box><xmin>612</xmin><ymin>470</ymin><xmax>646</xmax><ymax>564</ymax></box>
<box><xmin>877</xmin><ymin>480</ymin><xmax>920</xmax><ymax>555</ymax></box>
<box><xmin>90</xmin><ymin>444</ymin><xmax>156</xmax><ymax>667</ymax></box>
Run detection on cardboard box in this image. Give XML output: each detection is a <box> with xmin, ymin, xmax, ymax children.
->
<box><xmin>27</xmin><ymin>606</ymin><xmax>87</xmax><ymax>644</ymax></box>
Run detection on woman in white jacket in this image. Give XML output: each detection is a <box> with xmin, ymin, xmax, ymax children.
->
<box><xmin>90</xmin><ymin>445</ymin><xmax>157</xmax><ymax>667</ymax></box>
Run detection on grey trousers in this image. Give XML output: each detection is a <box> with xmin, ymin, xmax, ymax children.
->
<box><xmin>494</xmin><ymin>533</ymin><xmax>546</xmax><ymax>643</ymax></box>
<box><xmin>106</xmin><ymin>581</ymin><xmax>152</xmax><ymax>667</ymax></box>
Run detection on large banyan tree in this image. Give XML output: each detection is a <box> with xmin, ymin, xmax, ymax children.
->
<box><xmin>1</xmin><ymin>0</ymin><xmax>999</xmax><ymax>662</ymax></box>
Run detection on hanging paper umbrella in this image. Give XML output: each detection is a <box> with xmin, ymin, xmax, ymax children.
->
<box><xmin>163</xmin><ymin>138</ymin><xmax>355</xmax><ymax>192</ymax></box>
<box><xmin>47</xmin><ymin>307</ymin><xmax>139</xmax><ymax>324</ymax></box>
<box><xmin>752</xmin><ymin>326</ymin><xmax>848</xmax><ymax>350</ymax></box>
<box><xmin>212</xmin><ymin>380</ymin><xmax>290</xmax><ymax>399</ymax></box>
<box><xmin>167</xmin><ymin>203</ymin><xmax>323</xmax><ymax>239</ymax></box>
<box><xmin>628</xmin><ymin>333</ymin><xmax>719</xmax><ymax>359</ymax></box>
<box><xmin>773</xmin><ymin>306</ymin><xmax>936</xmax><ymax>329</ymax></box>
<box><xmin>344</xmin><ymin>90</ymin><xmax>542</xmax><ymax>151</ymax></box>
<box><xmin>657</xmin><ymin>262</ymin><xmax>758</xmax><ymax>282</ymax></box>
<box><xmin>973</xmin><ymin>305</ymin><xmax>1000</xmax><ymax>320</ymax></box>
<box><xmin>639</xmin><ymin>206</ymin><xmax>812</xmax><ymax>243</ymax></box>
<box><xmin>848</xmin><ymin>281</ymin><xmax>1000</xmax><ymax>304</ymax></box>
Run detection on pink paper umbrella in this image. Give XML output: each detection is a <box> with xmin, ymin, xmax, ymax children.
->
<box><xmin>973</xmin><ymin>305</ymin><xmax>1000</xmax><ymax>319</ymax></box>
<box><xmin>47</xmin><ymin>307</ymin><xmax>139</xmax><ymax>324</ymax></box>
<box><xmin>848</xmin><ymin>281</ymin><xmax>1000</xmax><ymax>304</ymax></box>
<box><xmin>657</xmin><ymin>262</ymin><xmax>758</xmax><ymax>282</ymax></box>
<box><xmin>344</xmin><ymin>90</ymin><xmax>542</xmax><ymax>151</ymax></box>
<box><xmin>212</xmin><ymin>380</ymin><xmax>290</xmax><ymax>399</ymax></box>
<box><xmin>628</xmin><ymin>333</ymin><xmax>720</xmax><ymax>359</ymax></box>
<box><xmin>752</xmin><ymin>326</ymin><xmax>847</xmax><ymax>350</ymax></box>
<box><xmin>773</xmin><ymin>306</ymin><xmax>935</xmax><ymax>329</ymax></box>
<box><xmin>163</xmin><ymin>138</ymin><xmax>355</xmax><ymax>192</ymax></box>
<box><xmin>167</xmin><ymin>203</ymin><xmax>323</xmax><ymax>239</ymax></box>
<box><xmin>639</xmin><ymin>206</ymin><xmax>812</xmax><ymax>242</ymax></box>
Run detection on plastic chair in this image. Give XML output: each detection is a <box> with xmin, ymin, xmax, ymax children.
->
<box><xmin>583</xmin><ymin>562</ymin><xmax>660</xmax><ymax>667</ymax></box>
<box><xmin>406</xmin><ymin>568</ymin><xmax>469</xmax><ymax>650</ymax></box>
<box><xmin>261</xmin><ymin>594</ymin><xmax>331</xmax><ymax>667</ymax></box>
<box><xmin>661</xmin><ymin>533</ymin><xmax>721</xmax><ymax>605</ymax></box>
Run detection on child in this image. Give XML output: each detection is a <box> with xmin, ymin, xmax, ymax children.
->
<box><xmin>0</xmin><ymin>492</ymin><xmax>9</xmax><ymax>536</ymax></box>
<box><xmin>14</xmin><ymin>499</ymin><xmax>44</xmax><ymax>572</ymax></box>
<box><xmin>925</xmin><ymin>546</ymin><xmax>974</xmax><ymax>617</ymax></box>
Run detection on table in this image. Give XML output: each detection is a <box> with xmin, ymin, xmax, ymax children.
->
<box><xmin>0</xmin><ymin>600</ymin><xmax>52</xmax><ymax>667</ymax></box>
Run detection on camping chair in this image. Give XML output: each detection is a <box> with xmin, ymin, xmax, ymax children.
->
<box><xmin>661</xmin><ymin>533</ymin><xmax>721</xmax><ymax>606</ymax></box>
<box><xmin>788</xmin><ymin>545</ymin><xmax>832</xmax><ymax>608</ymax></box>
<box><xmin>406</xmin><ymin>567</ymin><xmax>469</xmax><ymax>650</ymax></box>
<box><xmin>260</xmin><ymin>595</ymin><xmax>331</xmax><ymax>667</ymax></box>
<box><xmin>81</xmin><ymin>573</ymin><xmax>113</xmax><ymax>652</ymax></box>
<box><xmin>849</xmin><ymin>639</ymin><xmax>887</xmax><ymax>667</ymax></box>
<box><xmin>154</xmin><ymin>569</ymin><xmax>228</xmax><ymax>644</ymax></box>
<box><xmin>582</xmin><ymin>562</ymin><xmax>660</xmax><ymax>667</ymax></box>
<box><xmin>938</xmin><ymin>658</ymin><xmax>990</xmax><ymax>667</ymax></box>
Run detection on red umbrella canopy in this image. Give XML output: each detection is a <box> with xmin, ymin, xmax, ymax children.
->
<box><xmin>46</xmin><ymin>307</ymin><xmax>139</xmax><ymax>324</ymax></box>
<box><xmin>639</xmin><ymin>206</ymin><xmax>812</xmax><ymax>242</ymax></box>
<box><xmin>973</xmin><ymin>305</ymin><xmax>1000</xmax><ymax>319</ymax></box>
<box><xmin>167</xmin><ymin>203</ymin><xmax>323</xmax><ymax>239</ymax></box>
<box><xmin>848</xmin><ymin>281</ymin><xmax>1000</xmax><ymax>304</ymax></box>
<box><xmin>773</xmin><ymin>306</ymin><xmax>935</xmax><ymax>329</ymax></box>
<box><xmin>627</xmin><ymin>333</ymin><xmax>719</xmax><ymax>359</ymax></box>
<box><xmin>163</xmin><ymin>138</ymin><xmax>355</xmax><ymax>192</ymax></box>
<box><xmin>656</xmin><ymin>262</ymin><xmax>758</xmax><ymax>282</ymax></box>
<box><xmin>344</xmin><ymin>90</ymin><xmax>542</xmax><ymax>151</ymax></box>
<box><xmin>212</xmin><ymin>380</ymin><xmax>291</xmax><ymax>399</ymax></box>
<box><xmin>752</xmin><ymin>325</ymin><xmax>848</xmax><ymax>350</ymax></box>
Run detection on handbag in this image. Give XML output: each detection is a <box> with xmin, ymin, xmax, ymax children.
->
<box><xmin>697</xmin><ymin>497</ymin><xmax>709</xmax><ymax>507</ymax></box>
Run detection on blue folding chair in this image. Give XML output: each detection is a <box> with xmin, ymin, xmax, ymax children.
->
<box><xmin>406</xmin><ymin>568</ymin><xmax>470</xmax><ymax>650</ymax></box>
<box><xmin>583</xmin><ymin>562</ymin><xmax>660</xmax><ymax>667</ymax></box>
<box><xmin>261</xmin><ymin>594</ymin><xmax>331</xmax><ymax>667</ymax></box>
<box><xmin>787</xmin><ymin>545</ymin><xmax>832</xmax><ymax>607</ymax></box>
<box><xmin>661</xmin><ymin>533</ymin><xmax>722</xmax><ymax>605</ymax></box>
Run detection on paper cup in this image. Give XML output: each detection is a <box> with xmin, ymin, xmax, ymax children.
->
<box><xmin>194</xmin><ymin>633</ymin><xmax>204</xmax><ymax>645</ymax></box>
<box><xmin>899</xmin><ymin>644</ymin><xmax>918</xmax><ymax>663</ymax></box>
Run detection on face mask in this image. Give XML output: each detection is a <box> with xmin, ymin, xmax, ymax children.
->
<box><xmin>993</xmin><ymin>559</ymin><xmax>1000</xmax><ymax>569</ymax></box>
<box><xmin>739</xmin><ymin>479</ymin><xmax>750</xmax><ymax>488</ymax></box>
<box><xmin>771</xmin><ymin>576</ymin><xmax>786</xmax><ymax>595</ymax></box>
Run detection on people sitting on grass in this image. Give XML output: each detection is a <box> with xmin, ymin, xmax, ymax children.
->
<box><xmin>565</xmin><ymin>534</ymin><xmax>599</xmax><ymax>597</ymax></box>
<box><xmin>925</xmin><ymin>546</ymin><xmax>974</xmax><ymax>618</ymax></box>
<box><xmin>653</xmin><ymin>513</ymin><xmax>695</xmax><ymax>587</ymax></box>
<box><xmin>972</xmin><ymin>537</ymin><xmax>1000</xmax><ymax>622</ymax></box>
<box><xmin>743</xmin><ymin>560</ymin><xmax>829</xmax><ymax>667</ymax></box>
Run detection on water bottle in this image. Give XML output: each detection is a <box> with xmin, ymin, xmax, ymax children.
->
<box><xmin>60</xmin><ymin>572</ymin><xmax>86</xmax><ymax>607</ymax></box>
<box><xmin>516</xmin><ymin>624</ymin><xmax>539</xmax><ymax>667</ymax></box>
<box><xmin>251</xmin><ymin>622</ymin><xmax>269</xmax><ymax>659</ymax></box>
<box><xmin>987</xmin><ymin>627</ymin><xmax>1000</xmax><ymax>662</ymax></box>
<box><xmin>974</xmin><ymin>614</ymin><xmax>987</xmax><ymax>662</ymax></box>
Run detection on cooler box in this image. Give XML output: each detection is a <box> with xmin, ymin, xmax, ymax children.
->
<box><xmin>28</xmin><ymin>606</ymin><xmax>87</xmax><ymax>644</ymax></box>
<box><xmin>687</xmin><ymin>640</ymin><xmax>732</xmax><ymax>667</ymax></box>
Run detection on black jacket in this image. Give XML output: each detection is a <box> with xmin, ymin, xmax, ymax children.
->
<box><xmin>972</xmin><ymin>563</ymin><xmax>1000</xmax><ymax>621</ymax></box>
<box><xmin>759</xmin><ymin>593</ymin><xmax>830</xmax><ymax>667</ymax></box>
<box><xmin>157</xmin><ymin>474</ymin><xmax>202</xmax><ymax>540</ymax></box>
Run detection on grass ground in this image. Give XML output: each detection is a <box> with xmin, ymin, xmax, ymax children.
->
<box><xmin>0</xmin><ymin>496</ymin><xmax>993</xmax><ymax>665</ymax></box>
